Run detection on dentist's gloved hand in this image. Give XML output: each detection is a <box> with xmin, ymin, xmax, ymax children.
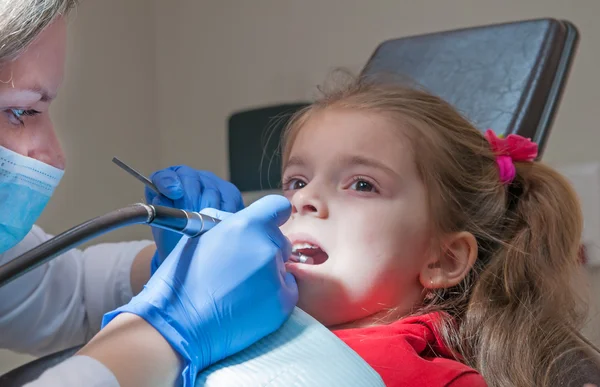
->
<box><xmin>146</xmin><ymin>165</ymin><xmax>244</xmax><ymax>274</ymax></box>
<box><xmin>102</xmin><ymin>195</ymin><xmax>298</xmax><ymax>387</ymax></box>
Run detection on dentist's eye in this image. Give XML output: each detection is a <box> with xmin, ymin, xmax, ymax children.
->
<box><xmin>349</xmin><ymin>177</ymin><xmax>378</xmax><ymax>193</ymax></box>
<box><xmin>6</xmin><ymin>109</ymin><xmax>41</xmax><ymax>126</ymax></box>
<box><xmin>282</xmin><ymin>178</ymin><xmax>307</xmax><ymax>191</ymax></box>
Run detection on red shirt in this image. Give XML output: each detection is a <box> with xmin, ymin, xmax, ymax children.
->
<box><xmin>332</xmin><ymin>313</ymin><xmax>487</xmax><ymax>387</ymax></box>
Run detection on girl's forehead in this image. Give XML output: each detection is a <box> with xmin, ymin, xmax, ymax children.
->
<box><xmin>291</xmin><ymin>109</ymin><xmax>410</xmax><ymax>150</ymax></box>
<box><xmin>286</xmin><ymin>109</ymin><xmax>418</xmax><ymax>176</ymax></box>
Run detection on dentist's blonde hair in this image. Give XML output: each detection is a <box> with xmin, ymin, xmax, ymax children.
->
<box><xmin>0</xmin><ymin>0</ymin><xmax>78</xmax><ymax>63</ymax></box>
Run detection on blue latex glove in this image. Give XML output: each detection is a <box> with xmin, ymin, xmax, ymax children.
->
<box><xmin>146</xmin><ymin>166</ymin><xmax>244</xmax><ymax>274</ymax></box>
<box><xmin>101</xmin><ymin>195</ymin><xmax>298</xmax><ymax>387</ymax></box>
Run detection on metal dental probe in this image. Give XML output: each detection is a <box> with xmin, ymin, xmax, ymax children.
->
<box><xmin>112</xmin><ymin>157</ymin><xmax>306</xmax><ymax>263</ymax></box>
<box><xmin>112</xmin><ymin>156</ymin><xmax>161</xmax><ymax>195</ymax></box>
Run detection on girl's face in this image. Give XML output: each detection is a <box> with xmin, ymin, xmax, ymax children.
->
<box><xmin>281</xmin><ymin>108</ymin><xmax>435</xmax><ymax>327</ymax></box>
<box><xmin>0</xmin><ymin>17</ymin><xmax>67</xmax><ymax>169</ymax></box>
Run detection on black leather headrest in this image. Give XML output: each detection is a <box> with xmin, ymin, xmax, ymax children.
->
<box><xmin>229</xmin><ymin>103</ymin><xmax>308</xmax><ymax>192</ymax></box>
<box><xmin>362</xmin><ymin>18</ymin><xmax>579</xmax><ymax>155</ymax></box>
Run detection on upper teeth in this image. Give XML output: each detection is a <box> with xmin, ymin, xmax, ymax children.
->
<box><xmin>292</xmin><ymin>243</ymin><xmax>319</xmax><ymax>252</ymax></box>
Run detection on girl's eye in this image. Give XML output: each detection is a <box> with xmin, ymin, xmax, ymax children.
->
<box><xmin>349</xmin><ymin>178</ymin><xmax>378</xmax><ymax>193</ymax></box>
<box><xmin>283</xmin><ymin>178</ymin><xmax>307</xmax><ymax>191</ymax></box>
<box><xmin>6</xmin><ymin>108</ymin><xmax>41</xmax><ymax>126</ymax></box>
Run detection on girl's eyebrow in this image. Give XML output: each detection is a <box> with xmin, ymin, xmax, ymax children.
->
<box><xmin>284</xmin><ymin>156</ymin><xmax>306</xmax><ymax>170</ymax></box>
<box><xmin>339</xmin><ymin>155</ymin><xmax>398</xmax><ymax>177</ymax></box>
<box><xmin>285</xmin><ymin>154</ymin><xmax>398</xmax><ymax>178</ymax></box>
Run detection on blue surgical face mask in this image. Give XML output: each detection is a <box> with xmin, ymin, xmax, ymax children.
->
<box><xmin>0</xmin><ymin>145</ymin><xmax>64</xmax><ymax>253</ymax></box>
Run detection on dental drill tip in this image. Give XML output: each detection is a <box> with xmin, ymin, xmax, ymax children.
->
<box><xmin>290</xmin><ymin>253</ymin><xmax>304</xmax><ymax>263</ymax></box>
<box><xmin>290</xmin><ymin>254</ymin><xmax>313</xmax><ymax>264</ymax></box>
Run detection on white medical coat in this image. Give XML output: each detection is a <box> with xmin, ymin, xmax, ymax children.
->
<box><xmin>0</xmin><ymin>225</ymin><xmax>153</xmax><ymax>386</ymax></box>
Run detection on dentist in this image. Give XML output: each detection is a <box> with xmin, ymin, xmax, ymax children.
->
<box><xmin>0</xmin><ymin>1</ymin><xmax>298</xmax><ymax>386</ymax></box>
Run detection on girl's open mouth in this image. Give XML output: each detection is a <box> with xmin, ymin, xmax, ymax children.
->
<box><xmin>291</xmin><ymin>242</ymin><xmax>329</xmax><ymax>265</ymax></box>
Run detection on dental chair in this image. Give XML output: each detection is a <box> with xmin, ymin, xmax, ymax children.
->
<box><xmin>1</xmin><ymin>17</ymin><xmax>590</xmax><ymax>386</ymax></box>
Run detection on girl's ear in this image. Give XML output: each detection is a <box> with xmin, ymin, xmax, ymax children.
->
<box><xmin>420</xmin><ymin>231</ymin><xmax>478</xmax><ymax>289</ymax></box>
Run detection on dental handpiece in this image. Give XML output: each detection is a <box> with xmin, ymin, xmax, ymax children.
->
<box><xmin>112</xmin><ymin>156</ymin><xmax>218</xmax><ymax>237</ymax></box>
<box><xmin>113</xmin><ymin>157</ymin><xmax>306</xmax><ymax>263</ymax></box>
<box><xmin>153</xmin><ymin>204</ymin><xmax>307</xmax><ymax>263</ymax></box>
<box><xmin>149</xmin><ymin>204</ymin><xmax>221</xmax><ymax>237</ymax></box>
<box><xmin>152</xmin><ymin>205</ymin><xmax>308</xmax><ymax>264</ymax></box>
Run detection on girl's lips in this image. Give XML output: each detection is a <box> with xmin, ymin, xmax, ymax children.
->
<box><xmin>287</xmin><ymin>233</ymin><xmax>329</xmax><ymax>265</ymax></box>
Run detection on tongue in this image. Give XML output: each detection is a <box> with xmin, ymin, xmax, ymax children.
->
<box><xmin>311</xmin><ymin>251</ymin><xmax>328</xmax><ymax>265</ymax></box>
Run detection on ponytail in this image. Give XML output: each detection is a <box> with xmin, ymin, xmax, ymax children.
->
<box><xmin>461</xmin><ymin>161</ymin><xmax>595</xmax><ymax>386</ymax></box>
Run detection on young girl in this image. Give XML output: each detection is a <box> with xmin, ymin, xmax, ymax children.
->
<box><xmin>278</xmin><ymin>75</ymin><xmax>598</xmax><ymax>386</ymax></box>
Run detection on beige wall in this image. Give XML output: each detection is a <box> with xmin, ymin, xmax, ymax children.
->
<box><xmin>38</xmin><ymin>0</ymin><xmax>159</xmax><ymax>244</ymax></box>
<box><xmin>3</xmin><ymin>0</ymin><xmax>600</xmax><ymax>376</ymax></box>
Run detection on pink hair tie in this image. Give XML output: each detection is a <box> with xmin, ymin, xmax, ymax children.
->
<box><xmin>484</xmin><ymin>129</ymin><xmax>539</xmax><ymax>184</ymax></box>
